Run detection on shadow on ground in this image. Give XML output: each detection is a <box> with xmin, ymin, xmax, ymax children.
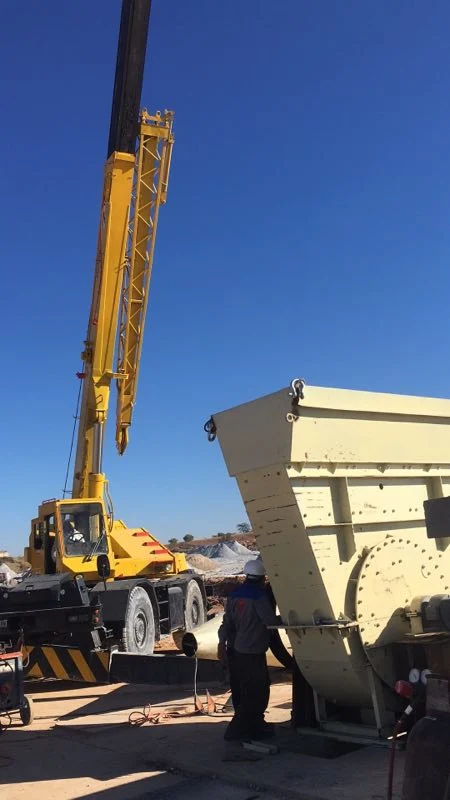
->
<box><xmin>0</xmin><ymin>679</ymin><xmax>404</xmax><ymax>800</ymax></box>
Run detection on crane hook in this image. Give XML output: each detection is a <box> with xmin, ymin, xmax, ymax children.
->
<box><xmin>287</xmin><ymin>377</ymin><xmax>306</xmax><ymax>423</ymax></box>
<box><xmin>204</xmin><ymin>417</ymin><xmax>217</xmax><ymax>442</ymax></box>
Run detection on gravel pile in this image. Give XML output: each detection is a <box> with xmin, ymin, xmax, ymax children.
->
<box><xmin>188</xmin><ymin>541</ymin><xmax>260</xmax><ymax>577</ymax></box>
<box><xmin>186</xmin><ymin>553</ymin><xmax>218</xmax><ymax>574</ymax></box>
<box><xmin>227</xmin><ymin>540</ymin><xmax>254</xmax><ymax>556</ymax></box>
<box><xmin>192</xmin><ymin>542</ymin><xmax>231</xmax><ymax>559</ymax></box>
<box><xmin>0</xmin><ymin>563</ymin><xmax>16</xmax><ymax>586</ymax></box>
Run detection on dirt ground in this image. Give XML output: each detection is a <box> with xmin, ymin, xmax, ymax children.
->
<box><xmin>0</xmin><ymin>674</ymin><xmax>404</xmax><ymax>800</ymax></box>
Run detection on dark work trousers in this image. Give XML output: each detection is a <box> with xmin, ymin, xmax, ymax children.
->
<box><xmin>225</xmin><ymin>650</ymin><xmax>270</xmax><ymax>739</ymax></box>
<box><xmin>227</xmin><ymin>646</ymin><xmax>241</xmax><ymax>711</ymax></box>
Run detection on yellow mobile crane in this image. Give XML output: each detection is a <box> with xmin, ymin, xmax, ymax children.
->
<box><xmin>0</xmin><ymin>0</ymin><xmax>205</xmax><ymax>679</ymax></box>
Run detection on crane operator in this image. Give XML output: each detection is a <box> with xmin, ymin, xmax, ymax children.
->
<box><xmin>217</xmin><ymin>558</ymin><xmax>280</xmax><ymax>741</ymax></box>
<box><xmin>63</xmin><ymin>519</ymin><xmax>85</xmax><ymax>544</ymax></box>
<box><xmin>62</xmin><ymin>519</ymin><xmax>87</xmax><ymax>556</ymax></box>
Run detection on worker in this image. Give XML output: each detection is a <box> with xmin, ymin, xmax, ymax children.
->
<box><xmin>62</xmin><ymin>519</ymin><xmax>87</xmax><ymax>555</ymax></box>
<box><xmin>217</xmin><ymin>558</ymin><xmax>279</xmax><ymax>741</ymax></box>
<box><xmin>63</xmin><ymin>519</ymin><xmax>85</xmax><ymax>543</ymax></box>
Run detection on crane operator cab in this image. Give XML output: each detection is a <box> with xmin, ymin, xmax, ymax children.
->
<box><xmin>26</xmin><ymin>499</ymin><xmax>111</xmax><ymax>582</ymax></box>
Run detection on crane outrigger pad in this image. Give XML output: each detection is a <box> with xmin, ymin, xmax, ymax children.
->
<box><xmin>23</xmin><ymin>646</ymin><xmax>224</xmax><ymax>686</ymax></box>
<box><xmin>109</xmin><ymin>651</ymin><xmax>224</xmax><ymax>685</ymax></box>
<box><xmin>24</xmin><ymin>646</ymin><xmax>110</xmax><ymax>683</ymax></box>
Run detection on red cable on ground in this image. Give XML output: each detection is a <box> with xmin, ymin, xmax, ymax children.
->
<box><xmin>128</xmin><ymin>704</ymin><xmax>163</xmax><ymax>726</ymax></box>
<box><xmin>387</xmin><ymin>723</ymin><xmax>401</xmax><ymax>800</ymax></box>
<box><xmin>127</xmin><ymin>692</ymin><xmax>229</xmax><ymax>728</ymax></box>
<box><xmin>127</xmin><ymin>703</ymin><xmax>204</xmax><ymax>727</ymax></box>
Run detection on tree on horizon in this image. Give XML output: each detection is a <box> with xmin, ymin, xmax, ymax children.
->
<box><xmin>236</xmin><ymin>522</ymin><xmax>251</xmax><ymax>534</ymax></box>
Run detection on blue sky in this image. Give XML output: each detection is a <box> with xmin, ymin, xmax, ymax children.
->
<box><xmin>1</xmin><ymin>0</ymin><xmax>450</xmax><ymax>553</ymax></box>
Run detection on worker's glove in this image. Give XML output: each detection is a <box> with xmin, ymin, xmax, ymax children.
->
<box><xmin>217</xmin><ymin>642</ymin><xmax>228</xmax><ymax>667</ymax></box>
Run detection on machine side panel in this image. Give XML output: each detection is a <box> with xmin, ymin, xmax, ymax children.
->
<box><xmin>214</xmin><ymin>384</ymin><xmax>450</xmax><ymax>477</ymax></box>
<box><xmin>237</xmin><ymin>467</ymin><xmax>371</xmax><ymax>705</ymax></box>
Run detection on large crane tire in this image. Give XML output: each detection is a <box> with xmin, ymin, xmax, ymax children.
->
<box><xmin>122</xmin><ymin>586</ymin><xmax>155</xmax><ymax>655</ymax></box>
<box><xmin>173</xmin><ymin>580</ymin><xmax>206</xmax><ymax>648</ymax></box>
<box><xmin>184</xmin><ymin>580</ymin><xmax>206</xmax><ymax>631</ymax></box>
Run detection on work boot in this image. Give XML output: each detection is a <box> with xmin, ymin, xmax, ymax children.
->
<box><xmin>250</xmin><ymin>721</ymin><xmax>275</xmax><ymax>740</ymax></box>
<box><xmin>224</xmin><ymin>719</ymin><xmax>249</xmax><ymax>741</ymax></box>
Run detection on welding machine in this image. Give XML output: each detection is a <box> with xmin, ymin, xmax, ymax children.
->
<box><xmin>0</xmin><ymin>650</ymin><xmax>33</xmax><ymax>728</ymax></box>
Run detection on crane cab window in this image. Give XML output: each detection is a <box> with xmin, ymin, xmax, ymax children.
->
<box><xmin>40</xmin><ymin>514</ymin><xmax>56</xmax><ymax>573</ymax></box>
<box><xmin>32</xmin><ymin>521</ymin><xmax>43</xmax><ymax>551</ymax></box>
<box><xmin>60</xmin><ymin>504</ymin><xmax>107</xmax><ymax>557</ymax></box>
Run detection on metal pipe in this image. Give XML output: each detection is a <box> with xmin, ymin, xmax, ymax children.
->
<box><xmin>181</xmin><ymin>614</ymin><xmax>293</xmax><ymax>669</ymax></box>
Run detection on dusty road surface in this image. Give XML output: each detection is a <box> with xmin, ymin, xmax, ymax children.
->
<box><xmin>0</xmin><ymin>674</ymin><xmax>404</xmax><ymax>800</ymax></box>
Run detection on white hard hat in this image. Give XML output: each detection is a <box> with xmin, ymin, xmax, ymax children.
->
<box><xmin>244</xmin><ymin>558</ymin><xmax>266</xmax><ymax>577</ymax></box>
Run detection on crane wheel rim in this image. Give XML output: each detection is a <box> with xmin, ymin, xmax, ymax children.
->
<box><xmin>134</xmin><ymin>611</ymin><xmax>148</xmax><ymax>647</ymax></box>
<box><xmin>190</xmin><ymin>598</ymin><xmax>200</xmax><ymax>628</ymax></box>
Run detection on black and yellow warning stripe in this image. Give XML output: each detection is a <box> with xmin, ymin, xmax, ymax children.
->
<box><xmin>23</xmin><ymin>645</ymin><xmax>110</xmax><ymax>683</ymax></box>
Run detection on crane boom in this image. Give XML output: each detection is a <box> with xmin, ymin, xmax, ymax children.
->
<box><xmin>72</xmin><ymin>0</ymin><xmax>173</xmax><ymax>496</ymax></box>
<box><xmin>72</xmin><ymin>148</ymin><xmax>134</xmax><ymax>499</ymax></box>
<box><xmin>116</xmin><ymin>110</ymin><xmax>174</xmax><ymax>455</ymax></box>
<box><xmin>107</xmin><ymin>0</ymin><xmax>152</xmax><ymax>158</ymax></box>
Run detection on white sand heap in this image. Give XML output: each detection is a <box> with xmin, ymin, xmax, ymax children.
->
<box><xmin>187</xmin><ymin>541</ymin><xmax>259</xmax><ymax>577</ymax></box>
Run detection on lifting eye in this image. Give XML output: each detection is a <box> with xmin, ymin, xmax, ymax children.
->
<box><xmin>379</xmin><ymin>484</ymin><xmax>384</xmax><ymax>490</ymax></box>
